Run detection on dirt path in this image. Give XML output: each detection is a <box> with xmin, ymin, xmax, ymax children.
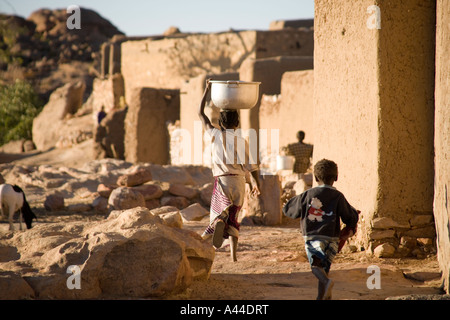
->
<box><xmin>0</xmin><ymin>208</ymin><xmax>443</xmax><ymax>301</ymax></box>
<box><xmin>169</xmin><ymin>218</ymin><xmax>443</xmax><ymax>300</ymax></box>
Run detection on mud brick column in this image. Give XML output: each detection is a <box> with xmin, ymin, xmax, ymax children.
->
<box><xmin>125</xmin><ymin>87</ymin><xmax>180</xmax><ymax>165</ymax></box>
<box><xmin>314</xmin><ymin>0</ymin><xmax>436</xmax><ymax>254</ymax></box>
<box><xmin>434</xmin><ymin>0</ymin><xmax>450</xmax><ymax>294</ymax></box>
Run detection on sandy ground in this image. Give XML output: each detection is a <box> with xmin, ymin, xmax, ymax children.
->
<box><xmin>0</xmin><ymin>143</ymin><xmax>445</xmax><ymax>300</ymax></box>
<box><xmin>1</xmin><ymin>214</ymin><xmax>443</xmax><ymax>300</ymax></box>
<box><xmin>168</xmin><ymin>217</ymin><xmax>443</xmax><ymax>300</ymax></box>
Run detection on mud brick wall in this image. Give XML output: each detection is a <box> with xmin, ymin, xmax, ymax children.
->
<box><xmin>434</xmin><ymin>0</ymin><xmax>450</xmax><ymax>294</ymax></box>
<box><xmin>314</xmin><ymin>0</ymin><xmax>436</xmax><ymax>255</ymax></box>
<box><xmin>120</xmin><ymin>29</ymin><xmax>314</xmax><ymax>105</ymax></box>
<box><xmin>124</xmin><ymin>87</ymin><xmax>180</xmax><ymax>165</ymax></box>
<box><xmin>259</xmin><ymin>70</ymin><xmax>314</xmax><ymax>148</ymax></box>
<box><xmin>239</xmin><ymin>56</ymin><xmax>313</xmax><ymax>132</ymax></box>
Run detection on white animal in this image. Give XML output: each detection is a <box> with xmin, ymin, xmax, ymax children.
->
<box><xmin>0</xmin><ymin>184</ymin><xmax>36</xmax><ymax>231</ymax></box>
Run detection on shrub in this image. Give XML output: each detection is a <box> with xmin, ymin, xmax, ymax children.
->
<box><xmin>0</xmin><ymin>79</ymin><xmax>43</xmax><ymax>146</ymax></box>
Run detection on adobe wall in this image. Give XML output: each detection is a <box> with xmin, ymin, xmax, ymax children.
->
<box><xmin>377</xmin><ymin>0</ymin><xmax>436</xmax><ymax>226</ymax></box>
<box><xmin>434</xmin><ymin>0</ymin><xmax>450</xmax><ymax>294</ymax></box>
<box><xmin>124</xmin><ymin>87</ymin><xmax>180</xmax><ymax>165</ymax></box>
<box><xmin>239</xmin><ymin>56</ymin><xmax>314</xmax><ymax>132</ymax></box>
<box><xmin>120</xmin><ymin>29</ymin><xmax>314</xmax><ymax>104</ymax></box>
<box><xmin>279</xmin><ymin>70</ymin><xmax>314</xmax><ymax>146</ymax></box>
<box><xmin>314</xmin><ymin>0</ymin><xmax>436</xmax><ymax>254</ymax></box>
<box><xmin>259</xmin><ymin>70</ymin><xmax>314</xmax><ymax>167</ymax></box>
<box><xmin>89</xmin><ymin>73</ymin><xmax>125</xmax><ymax>114</ymax></box>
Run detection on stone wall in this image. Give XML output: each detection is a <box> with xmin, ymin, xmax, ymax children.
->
<box><xmin>434</xmin><ymin>0</ymin><xmax>450</xmax><ymax>294</ymax></box>
<box><xmin>120</xmin><ymin>29</ymin><xmax>313</xmax><ymax>104</ymax></box>
<box><xmin>124</xmin><ymin>87</ymin><xmax>180</xmax><ymax>165</ymax></box>
<box><xmin>314</xmin><ymin>0</ymin><xmax>436</xmax><ymax>256</ymax></box>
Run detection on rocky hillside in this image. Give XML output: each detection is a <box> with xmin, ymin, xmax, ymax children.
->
<box><xmin>0</xmin><ymin>7</ymin><xmax>124</xmax><ymax>102</ymax></box>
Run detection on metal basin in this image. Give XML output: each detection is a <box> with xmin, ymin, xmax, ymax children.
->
<box><xmin>210</xmin><ymin>80</ymin><xmax>261</xmax><ymax>110</ymax></box>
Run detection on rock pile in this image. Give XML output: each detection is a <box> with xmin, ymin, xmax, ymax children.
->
<box><xmin>0</xmin><ymin>206</ymin><xmax>214</xmax><ymax>299</ymax></box>
<box><xmin>370</xmin><ymin>216</ymin><xmax>437</xmax><ymax>259</ymax></box>
<box><xmin>0</xmin><ymin>8</ymin><xmax>124</xmax><ymax>101</ymax></box>
<box><xmin>0</xmin><ymin>159</ymin><xmax>214</xmax><ymax>219</ymax></box>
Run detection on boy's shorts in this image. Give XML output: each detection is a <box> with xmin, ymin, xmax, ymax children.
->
<box><xmin>305</xmin><ymin>238</ymin><xmax>339</xmax><ymax>274</ymax></box>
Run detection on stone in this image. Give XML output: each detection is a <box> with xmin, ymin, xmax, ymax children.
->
<box><xmin>97</xmin><ymin>183</ymin><xmax>116</xmax><ymax>198</ymax></box>
<box><xmin>149</xmin><ymin>165</ymin><xmax>195</xmax><ymax>185</ymax></box>
<box><xmin>108</xmin><ymin>187</ymin><xmax>146</xmax><ymax>211</ymax></box>
<box><xmin>0</xmin><ymin>207</ymin><xmax>214</xmax><ymax>299</ymax></box>
<box><xmin>160</xmin><ymin>196</ymin><xmax>190</xmax><ymax>210</ymax></box>
<box><xmin>180</xmin><ymin>203</ymin><xmax>209</xmax><ymax>222</ymax></box>
<box><xmin>159</xmin><ymin>210</ymin><xmax>183</xmax><ymax>229</ymax></box>
<box><xmin>242</xmin><ymin>174</ymin><xmax>282</xmax><ymax>226</ymax></box>
<box><xmin>369</xmin><ymin>229</ymin><xmax>396</xmax><ymax>240</ymax></box>
<box><xmin>400</xmin><ymin>236</ymin><xmax>417</xmax><ymax>249</ymax></box>
<box><xmin>199</xmin><ymin>182</ymin><xmax>214</xmax><ymax>206</ymax></box>
<box><xmin>372</xmin><ymin>217</ymin><xmax>410</xmax><ymax>229</ymax></box>
<box><xmin>403</xmin><ymin>271</ymin><xmax>442</xmax><ymax>282</ymax></box>
<box><xmin>133</xmin><ymin>184</ymin><xmax>163</xmax><ymax>200</ymax></box>
<box><xmin>169</xmin><ymin>183</ymin><xmax>198</xmax><ymax>199</ymax></box>
<box><xmin>145</xmin><ymin>199</ymin><xmax>160</xmax><ymax>210</ymax></box>
<box><xmin>404</xmin><ymin>226</ymin><xmax>436</xmax><ymax>238</ymax></box>
<box><xmin>32</xmin><ymin>81</ymin><xmax>86</xmax><ymax>151</ymax></box>
<box><xmin>150</xmin><ymin>206</ymin><xmax>179</xmax><ymax>216</ymax></box>
<box><xmin>417</xmin><ymin>238</ymin><xmax>434</xmax><ymax>246</ymax></box>
<box><xmin>0</xmin><ymin>271</ymin><xmax>35</xmax><ymax>300</ymax></box>
<box><xmin>44</xmin><ymin>193</ymin><xmax>65</xmax><ymax>211</ymax></box>
<box><xmin>117</xmin><ymin>168</ymin><xmax>152</xmax><ymax>187</ymax></box>
<box><xmin>92</xmin><ymin>196</ymin><xmax>108</xmax><ymax>213</ymax></box>
<box><xmin>410</xmin><ymin>215</ymin><xmax>434</xmax><ymax>227</ymax></box>
<box><xmin>374</xmin><ymin>243</ymin><xmax>396</xmax><ymax>258</ymax></box>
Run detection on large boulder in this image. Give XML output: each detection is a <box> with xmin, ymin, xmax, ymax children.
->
<box><xmin>32</xmin><ymin>81</ymin><xmax>87</xmax><ymax>151</ymax></box>
<box><xmin>0</xmin><ymin>207</ymin><xmax>214</xmax><ymax>299</ymax></box>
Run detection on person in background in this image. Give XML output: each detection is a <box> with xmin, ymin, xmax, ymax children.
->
<box><xmin>97</xmin><ymin>106</ymin><xmax>107</xmax><ymax>124</ymax></box>
<box><xmin>283</xmin><ymin>130</ymin><xmax>313</xmax><ymax>177</ymax></box>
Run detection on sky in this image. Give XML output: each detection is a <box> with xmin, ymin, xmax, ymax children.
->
<box><xmin>0</xmin><ymin>0</ymin><xmax>314</xmax><ymax>36</ymax></box>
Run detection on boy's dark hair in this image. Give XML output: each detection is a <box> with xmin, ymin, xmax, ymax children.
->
<box><xmin>219</xmin><ymin>110</ymin><xmax>239</xmax><ymax>129</ymax></box>
<box><xmin>314</xmin><ymin>159</ymin><xmax>338</xmax><ymax>184</ymax></box>
<box><xmin>297</xmin><ymin>130</ymin><xmax>305</xmax><ymax>142</ymax></box>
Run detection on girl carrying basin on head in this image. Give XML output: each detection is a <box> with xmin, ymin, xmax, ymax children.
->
<box><xmin>198</xmin><ymin>79</ymin><xmax>260</xmax><ymax>262</ymax></box>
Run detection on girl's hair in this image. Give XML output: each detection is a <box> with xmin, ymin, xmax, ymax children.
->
<box><xmin>219</xmin><ymin>110</ymin><xmax>239</xmax><ymax>129</ymax></box>
<box><xmin>314</xmin><ymin>159</ymin><xmax>338</xmax><ymax>184</ymax></box>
